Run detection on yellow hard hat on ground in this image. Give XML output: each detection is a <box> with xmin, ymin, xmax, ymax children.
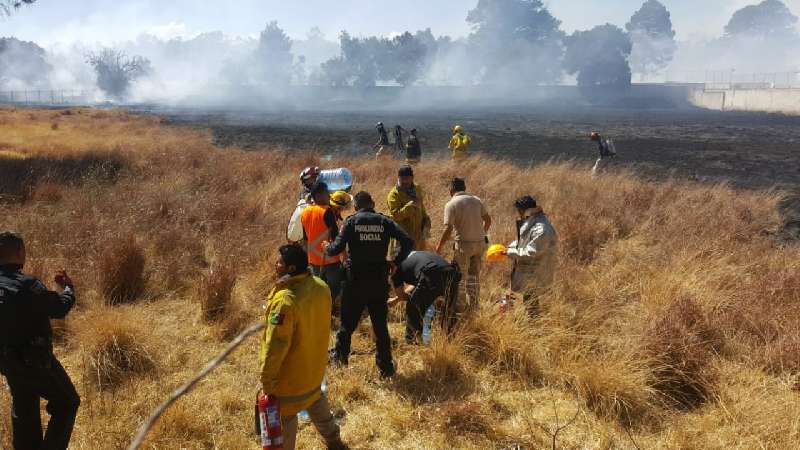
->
<box><xmin>486</xmin><ymin>244</ymin><xmax>508</xmax><ymax>262</ymax></box>
<box><xmin>453</xmin><ymin>125</ymin><xmax>463</xmax><ymax>134</ymax></box>
<box><xmin>330</xmin><ymin>191</ymin><xmax>352</xmax><ymax>208</ymax></box>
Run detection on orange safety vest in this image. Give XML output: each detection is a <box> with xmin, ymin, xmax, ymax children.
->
<box><xmin>300</xmin><ymin>204</ymin><xmax>341</xmax><ymax>266</ymax></box>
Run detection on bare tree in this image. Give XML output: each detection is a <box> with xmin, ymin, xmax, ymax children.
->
<box><xmin>86</xmin><ymin>49</ymin><xmax>151</xmax><ymax>99</ymax></box>
<box><xmin>0</xmin><ymin>0</ymin><xmax>35</xmax><ymax>16</ymax></box>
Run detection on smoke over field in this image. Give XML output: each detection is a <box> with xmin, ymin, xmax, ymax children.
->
<box><xmin>2</xmin><ymin>1</ymin><xmax>800</xmax><ymax>105</ymax></box>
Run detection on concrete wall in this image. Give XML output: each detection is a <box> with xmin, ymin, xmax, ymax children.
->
<box><xmin>689</xmin><ymin>87</ymin><xmax>800</xmax><ymax>114</ymax></box>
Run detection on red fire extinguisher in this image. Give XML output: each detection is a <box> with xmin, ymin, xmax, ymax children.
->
<box><xmin>257</xmin><ymin>392</ymin><xmax>283</xmax><ymax>450</ymax></box>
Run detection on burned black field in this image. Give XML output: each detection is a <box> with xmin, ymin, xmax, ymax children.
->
<box><xmin>159</xmin><ymin>105</ymin><xmax>800</xmax><ymax>191</ymax></box>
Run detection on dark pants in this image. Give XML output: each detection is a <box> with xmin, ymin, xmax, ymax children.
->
<box><xmin>311</xmin><ymin>263</ymin><xmax>345</xmax><ymax>307</ymax></box>
<box><xmin>405</xmin><ymin>265</ymin><xmax>461</xmax><ymax>343</ymax></box>
<box><xmin>333</xmin><ymin>273</ymin><xmax>394</xmax><ymax>377</ymax></box>
<box><xmin>0</xmin><ymin>353</ymin><xmax>80</xmax><ymax>450</ymax></box>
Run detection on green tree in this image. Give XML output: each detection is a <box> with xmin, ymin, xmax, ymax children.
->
<box><xmin>254</xmin><ymin>21</ymin><xmax>294</xmax><ymax>86</ymax></box>
<box><xmin>725</xmin><ymin>0</ymin><xmax>798</xmax><ymax>38</ymax></box>
<box><xmin>564</xmin><ymin>24</ymin><xmax>632</xmax><ymax>91</ymax></box>
<box><xmin>626</xmin><ymin>0</ymin><xmax>676</xmax><ymax>79</ymax></box>
<box><xmin>0</xmin><ymin>37</ymin><xmax>51</xmax><ymax>88</ymax></box>
<box><xmin>86</xmin><ymin>49</ymin><xmax>151</xmax><ymax>99</ymax></box>
<box><xmin>467</xmin><ymin>0</ymin><xmax>565</xmax><ymax>85</ymax></box>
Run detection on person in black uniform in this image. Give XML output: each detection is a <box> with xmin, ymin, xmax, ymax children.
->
<box><xmin>373</xmin><ymin>122</ymin><xmax>391</xmax><ymax>158</ymax></box>
<box><xmin>389</xmin><ymin>251</ymin><xmax>461</xmax><ymax>343</ymax></box>
<box><xmin>393</xmin><ymin>124</ymin><xmax>406</xmax><ymax>154</ymax></box>
<box><xmin>0</xmin><ymin>231</ymin><xmax>79</xmax><ymax>450</ymax></box>
<box><xmin>405</xmin><ymin>128</ymin><xmax>422</xmax><ymax>165</ymax></box>
<box><xmin>325</xmin><ymin>191</ymin><xmax>413</xmax><ymax>378</ymax></box>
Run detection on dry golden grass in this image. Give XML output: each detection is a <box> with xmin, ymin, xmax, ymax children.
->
<box><xmin>1</xmin><ymin>106</ymin><xmax>800</xmax><ymax>449</ymax></box>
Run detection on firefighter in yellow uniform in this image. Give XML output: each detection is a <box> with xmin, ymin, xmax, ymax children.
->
<box><xmin>259</xmin><ymin>245</ymin><xmax>345</xmax><ymax>450</ymax></box>
<box><xmin>448</xmin><ymin>125</ymin><xmax>471</xmax><ymax>159</ymax></box>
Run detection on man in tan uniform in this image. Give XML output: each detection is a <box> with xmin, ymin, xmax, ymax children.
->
<box><xmin>435</xmin><ymin>177</ymin><xmax>492</xmax><ymax>311</ymax></box>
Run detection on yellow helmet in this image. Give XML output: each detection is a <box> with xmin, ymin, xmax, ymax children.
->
<box><xmin>453</xmin><ymin>125</ymin><xmax>463</xmax><ymax>134</ymax></box>
<box><xmin>486</xmin><ymin>244</ymin><xmax>508</xmax><ymax>262</ymax></box>
<box><xmin>330</xmin><ymin>191</ymin><xmax>352</xmax><ymax>208</ymax></box>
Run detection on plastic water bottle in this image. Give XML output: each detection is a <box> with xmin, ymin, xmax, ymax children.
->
<box><xmin>318</xmin><ymin>168</ymin><xmax>353</xmax><ymax>192</ymax></box>
<box><xmin>422</xmin><ymin>305</ymin><xmax>436</xmax><ymax>344</ymax></box>
<box><xmin>299</xmin><ymin>374</ymin><xmax>328</xmax><ymax>423</ymax></box>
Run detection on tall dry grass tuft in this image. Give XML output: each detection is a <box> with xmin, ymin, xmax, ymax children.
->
<box><xmin>0</xmin><ymin>149</ymin><xmax>125</xmax><ymax>201</ymax></box>
<box><xmin>197</xmin><ymin>266</ymin><xmax>236</xmax><ymax>322</ymax></box>
<box><xmin>431</xmin><ymin>400</ymin><xmax>496</xmax><ymax>439</ymax></box>
<box><xmin>79</xmin><ymin>310</ymin><xmax>155</xmax><ymax>390</ymax></box>
<box><xmin>99</xmin><ymin>236</ymin><xmax>146</xmax><ymax>305</ymax></box>
<box><xmin>394</xmin><ymin>334</ymin><xmax>473</xmax><ymax>404</ymax></box>
<box><xmin>459</xmin><ymin>308</ymin><xmax>542</xmax><ymax>382</ymax></box>
<box><xmin>143</xmin><ymin>401</ymin><xmax>214</xmax><ymax>448</ymax></box>
<box><xmin>567</xmin><ymin>356</ymin><xmax>657</xmax><ymax>425</ymax></box>
<box><xmin>642</xmin><ymin>296</ymin><xmax>722</xmax><ymax>409</ymax></box>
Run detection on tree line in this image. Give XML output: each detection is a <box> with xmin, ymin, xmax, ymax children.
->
<box><xmin>1</xmin><ymin>0</ymin><xmax>798</xmax><ymax>99</ymax></box>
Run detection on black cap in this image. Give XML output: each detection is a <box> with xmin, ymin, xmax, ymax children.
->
<box><xmin>514</xmin><ymin>195</ymin><xmax>537</xmax><ymax>210</ymax></box>
<box><xmin>398</xmin><ymin>166</ymin><xmax>414</xmax><ymax>177</ymax></box>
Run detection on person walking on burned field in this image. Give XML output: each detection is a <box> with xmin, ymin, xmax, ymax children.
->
<box><xmin>393</xmin><ymin>124</ymin><xmax>406</xmax><ymax>155</ymax></box>
<box><xmin>325</xmin><ymin>191</ymin><xmax>413</xmax><ymax>379</ymax></box>
<box><xmin>0</xmin><ymin>231</ymin><xmax>80</xmax><ymax>450</ymax></box>
<box><xmin>505</xmin><ymin>196</ymin><xmax>558</xmax><ymax>313</ymax></box>
<box><xmin>387</xmin><ymin>165</ymin><xmax>431</xmax><ymax>251</ymax></box>
<box><xmin>388</xmin><ymin>251</ymin><xmax>461</xmax><ymax>344</ymax></box>
<box><xmin>300</xmin><ymin>181</ymin><xmax>346</xmax><ymax>309</ymax></box>
<box><xmin>258</xmin><ymin>245</ymin><xmax>345</xmax><ymax>450</ymax></box>
<box><xmin>373</xmin><ymin>122</ymin><xmax>391</xmax><ymax>158</ymax></box>
<box><xmin>436</xmin><ymin>177</ymin><xmax>492</xmax><ymax>312</ymax></box>
<box><xmin>405</xmin><ymin>128</ymin><xmax>422</xmax><ymax>165</ymax></box>
<box><xmin>590</xmin><ymin>131</ymin><xmax>616</xmax><ymax>176</ymax></box>
<box><xmin>448</xmin><ymin>125</ymin><xmax>472</xmax><ymax>159</ymax></box>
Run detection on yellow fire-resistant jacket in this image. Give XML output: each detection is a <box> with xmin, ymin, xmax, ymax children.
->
<box><xmin>387</xmin><ymin>184</ymin><xmax>429</xmax><ymax>248</ymax></box>
<box><xmin>259</xmin><ymin>271</ymin><xmax>332</xmax><ymax>416</ymax></box>
<box><xmin>448</xmin><ymin>133</ymin><xmax>471</xmax><ymax>158</ymax></box>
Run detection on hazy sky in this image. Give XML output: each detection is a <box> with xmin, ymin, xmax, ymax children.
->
<box><xmin>2</xmin><ymin>0</ymin><xmax>800</xmax><ymax>46</ymax></box>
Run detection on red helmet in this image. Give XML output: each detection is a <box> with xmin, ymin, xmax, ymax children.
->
<box><xmin>590</xmin><ymin>132</ymin><xmax>601</xmax><ymax>141</ymax></box>
<box><xmin>300</xmin><ymin>166</ymin><xmax>321</xmax><ymax>183</ymax></box>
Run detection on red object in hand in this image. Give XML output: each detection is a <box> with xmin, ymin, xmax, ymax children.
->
<box><xmin>54</xmin><ymin>270</ymin><xmax>72</xmax><ymax>288</ymax></box>
<box><xmin>258</xmin><ymin>393</ymin><xmax>283</xmax><ymax>450</ymax></box>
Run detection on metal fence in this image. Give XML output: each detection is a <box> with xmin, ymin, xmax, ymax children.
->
<box><xmin>0</xmin><ymin>89</ymin><xmax>94</xmax><ymax>106</ymax></box>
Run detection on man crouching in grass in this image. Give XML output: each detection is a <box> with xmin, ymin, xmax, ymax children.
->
<box><xmin>260</xmin><ymin>245</ymin><xmax>346</xmax><ymax>450</ymax></box>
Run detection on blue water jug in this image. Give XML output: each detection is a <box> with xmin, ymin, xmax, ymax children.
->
<box><xmin>318</xmin><ymin>168</ymin><xmax>353</xmax><ymax>192</ymax></box>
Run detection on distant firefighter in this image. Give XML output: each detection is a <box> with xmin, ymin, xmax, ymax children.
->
<box><xmin>405</xmin><ymin>128</ymin><xmax>422</xmax><ymax>165</ymax></box>
<box><xmin>393</xmin><ymin>124</ymin><xmax>406</xmax><ymax>154</ymax></box>
<box><xmin>590</xmin><ymin>131</ymin><xmax>616</xmax><ymax>176</ymax></box>
<box><xmin>373</xmin><ymin>122</ymin><xmax>390</xmax><ymax>158</ymax></box>
<box><xmin>448</xmin><ymin>125</ymin><xmax>472</xmax><ymax>159</ymax></box>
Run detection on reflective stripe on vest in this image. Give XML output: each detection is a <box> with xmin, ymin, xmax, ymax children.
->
<box><xmin>301</xmin><ymin>205</ymin><xmax>340</xmax><ymax>266</ymax></box>
<box><xmin>277</xmin><ymin>385</ymin><xmax>321</xmax><ymax>406</ymax></box>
